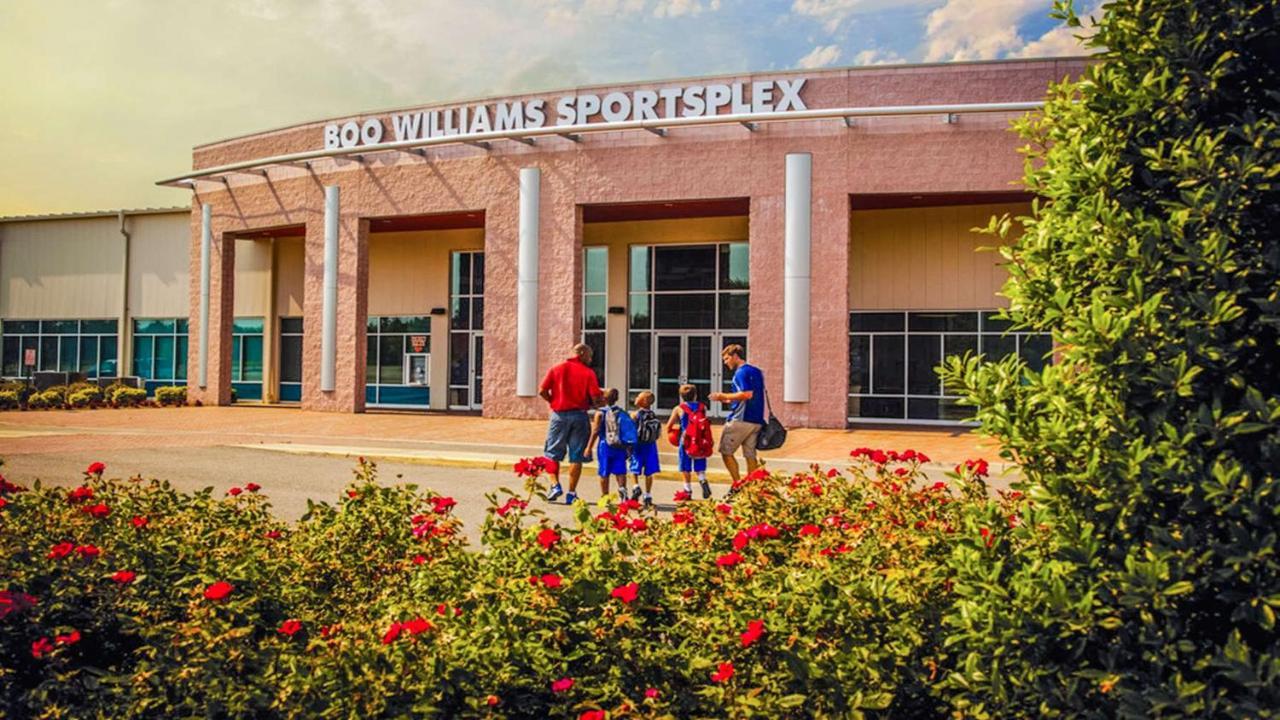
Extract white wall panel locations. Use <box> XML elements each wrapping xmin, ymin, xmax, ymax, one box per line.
<box><xmin>0</xmin><ymin>217</ymin><xmax>124</xmax><ymax>319</ymax></box>
<box><xmin>128</xmin><ymin>212</ymin><xmax>190</xmax><ymax>318</ymax></box>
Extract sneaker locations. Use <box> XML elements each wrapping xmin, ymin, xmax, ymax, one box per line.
<box><xmin>631</xmin><ymin>485</ymin><xmax>644</xmax><ymax>501</ymax></box>
<box><xmin>546</xmin><ymin>484</ymin><xmax>564</xmax><ymax>502</ymax></box>
<box><xmin>564</xmin><ymin>491</ymin><xmax>577</xmax><ymax>505</ymax></box>
<box><xmin>617</xmin><ymin>486</ymin><xmax>629</xmax><ymax>502</ymax></box>
<box><xmin>643</xmin><ymin>493</ymin><xmax>653</xmax><ymax>509</ymax></box>
<box><xmin>700</xmin><ymin>479</ymin><xmax>712</xmax><ymax>499</ymax></box>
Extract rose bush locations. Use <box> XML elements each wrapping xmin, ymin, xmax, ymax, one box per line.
<box><xmin>0</xmin><ymin>452</ymin><xmax>1003</xmax><ymax>718</ymax></box>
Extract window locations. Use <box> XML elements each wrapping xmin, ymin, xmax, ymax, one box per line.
<box><xmin>366</xmin><ymin>315</ymin><xmax>431</xmax><ymax>407</ymax></box>
<box><xmin>2</xmin><ymin>319</ymin><xmax>118</xmax><ymax>379</ymax></box>
<box><xmin>132</xmin><ymin>318</ymin><xmax>189</xmax><ymax>393</ymax></box>
<box><xmin>847</xmin><ymin>311</ymin><xmax>1052</xmax><ymax>423</ymax></box>
<box><xmin>582</xmin><ymin>246</ymin><xmax>607</xmax><ymax>385</ymax></box>
<box><xmin>449</xmin><ymin>251</ymin><xmax>484</xmax><ymax>409</ymax></box>
<box><xmin>279</xmin><ymin>317</ymin><xmax>303</xmax><ymax>402</ymax></box>
<box><xmin>230</xmin><ymin>318</ymin><xmax>264</xmax><ymax>401</ymax></box>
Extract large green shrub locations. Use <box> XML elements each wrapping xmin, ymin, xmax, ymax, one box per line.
<box><xmin>0</xmin><ymin>453</ymin><xmax>994</xmax><ymax>718</ymax></box>
<box><xmin>0</xmin><ymin>390</ymin><xmax>19</xmax><ymax>410</ymax></box>
<box><xmin>110</xmin><ymin>387</ymin><xmax>147</xmax><ymax>407</ymax></box>
<box><xmin>154</xmin><ymin>385</ymin><xmax>187</xmax><ymax>407</ymax></box>
<box><xmin>0</xmin><ymin>381</ymin><xmax>33</xmax><ymax>406</ymax></box>
<box><xmin>938</xmin><ymin>1</ymin><xmax>1280</xmax><ymax>717</ymax></box>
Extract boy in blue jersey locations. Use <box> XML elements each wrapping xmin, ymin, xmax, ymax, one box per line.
<box><xmin>665</xmin><ymin>384</ymin><xmax>712</xmax><ymax>500</ymax></box>
<box><xmin>708</xmin><ymin>344</ymin><xmax>765</xmax><ymax>487</ymax></box>
<box><xmin>628</xmin><ymin>390</ymin><xmax>660</xmax><ymax>508</ymax></box>
<box><xmin>583</xmin><ymin>388</ymin><xmax>631</xmax><ymax>501</ymax></box>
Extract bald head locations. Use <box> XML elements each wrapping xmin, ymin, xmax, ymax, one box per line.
<box><xmin>572</xmin><ymin>343</ymin><xmax>593</xmax><ymax>363</ymax></box>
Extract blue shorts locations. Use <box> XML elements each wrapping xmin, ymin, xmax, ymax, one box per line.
<box><xmin>597</xmin><ymin>440</ymin><xmax>629</xmax><ymax>478</ymax></box>
<box><xmin>678</xmin><ymin>447</ymin><xmax>708</xmax><ymax>473</ymax></box>
<box><xmin>629</xmin><ymin>442</ymin><xmax>660</xmax><ymax>476</ymax></box>
<box><xmin>544</xmin><ymin>410</ymin><xmax>590</xmax><ymax>464</ymax></box>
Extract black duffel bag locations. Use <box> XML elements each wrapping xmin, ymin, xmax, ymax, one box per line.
<box><xmin>754</xmin><ymin>385</ymin><xmax>788</xmax><ymax>451</ymax></box>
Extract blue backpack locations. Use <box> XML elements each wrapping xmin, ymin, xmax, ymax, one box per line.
<box><xmin>604</xmin><ymin>406</ymin><xmax>638</xmax><ymax>448</ymax></box>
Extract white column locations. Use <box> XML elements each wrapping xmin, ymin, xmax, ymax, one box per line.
<box><xmin>320</xmin><ymin>185</ymin><xmax>339</xmax><ymax>393</ymax></box>
<box><xmin>198</xmin><ymin>203</ymin><xmax>211</xmax><ymax>389</ymax></box>
<box><xmin>784</xmin><ymin>152</ymin><xmax>811</xmax><ymax>403</ymax></box>
<box><xmin>516</xmin><ymin>167</ymin><xmax>540</xmax><ymax>397</ymax></box>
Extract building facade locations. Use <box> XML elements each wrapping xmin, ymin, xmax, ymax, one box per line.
<box><xmin>1</xmin><ymin>58</ymin><xmax>1085</xmax><ymax>427</ymax></box>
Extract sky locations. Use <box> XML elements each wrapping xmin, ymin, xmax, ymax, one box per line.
<box><xmin>0</xmin><ymin>0</ymin><xmax>1098</xmax><ymax>216</ymax></box>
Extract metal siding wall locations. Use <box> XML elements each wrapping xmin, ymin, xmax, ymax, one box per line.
<box><xmin>128</xmin><ymin>212</ymin><xmax>190</xmax><ymax>318</ymax></box>
<box><xmin>848</xmin><ymin>202</ymin><xmax>1028</xmax><ymax>310</ymax></box>
<box><xmin>0</xmin><ymin>217</ymin><xmax>124</xmax><ymax>319</ymax></box>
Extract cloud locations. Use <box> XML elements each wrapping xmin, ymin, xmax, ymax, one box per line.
<box><xmin>851</xmin><ymin>48</ymin><xmax>904</xmax><ymax>65</ymax></box>
<box><xmin>791</xmin><ymin>0</ymin><xmax>936</xmax><ymax>33</ymax></box>
<box><xmin>1013</xmin><ymin>3</ymin><xmax>1104</xmax><ymax>57</ymax></box>
<box><xmin>652</xmin><ymin>0</ymin><xmax>721</xmax><ymax>18</ymax></box>
<box><xmin>921</xmin><ymin>0</ymin><xmax>1042</xmax><ymax>62</ymax></box>
<box><xmin>797</xmin><ymin>43</ymin><xmax>843</xmax><ymax>68</ymax></box>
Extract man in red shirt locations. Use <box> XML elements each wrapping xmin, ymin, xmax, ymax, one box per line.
<box><xmin>539</xmin><ymin>343</ymin><xmax>604</xmax><ymax>504</ymax></box>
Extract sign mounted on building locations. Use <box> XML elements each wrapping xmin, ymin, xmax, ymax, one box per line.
<box><xmin>323</xmin><ymin>78</ymin><xmax>809</xmax><ymax>150</ymax></box>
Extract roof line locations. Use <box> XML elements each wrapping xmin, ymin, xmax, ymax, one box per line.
<box><xmin>0</xmin><ymin>206</ymin><xmax>190</xmax><ymax>224</ymax></box>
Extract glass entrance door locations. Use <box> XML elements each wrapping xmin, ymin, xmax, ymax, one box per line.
<box><xmin>653</xmin><ymin>333</ymin><xmax>715</xmax><ymax>413</ymax></box>
<box><xmin>449</xmin><ymin>251</ymin><xmax>484</xmax><ymax>410</ymax></box>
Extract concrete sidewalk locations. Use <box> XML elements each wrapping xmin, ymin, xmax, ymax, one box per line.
<box><xmin>0</xmin><ymin>406</ymin><xmax>1008</xmax><ymax>480</ymax></box>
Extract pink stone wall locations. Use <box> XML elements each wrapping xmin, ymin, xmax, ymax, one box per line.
<box><xmin>181</xmin><ymin>59</ymin><xmax>1087</xmax><ymax>426</ymax></box>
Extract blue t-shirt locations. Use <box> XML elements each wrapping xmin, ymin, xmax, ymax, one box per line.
<box><xmin>729</xmin><ymin>364</ymin><xmax>765</xmax><ymax>424</ymax></box>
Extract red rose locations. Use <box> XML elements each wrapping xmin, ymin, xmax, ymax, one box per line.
<box><xmin>826</xmin><ymin>468</ymin><xmax>839</xmax><ymax>478</ymax></box>
<box><xmin>644</xmin><ymin>687</ymin><xmax>660</xmax><ymax>699</ymax></box>
<box><xmin>0</xmin><ymin>590</ymin><xmax>37</xmax><ymax>621</ymax></box>
<box><xmin>716</xmin><ymin>552</ymin><xmax>743</xmax><ymax>567</ymax></box>
<box><xmin>227</xmin><ymin>487</ymin><xmax>242</xmax><ymax>496</ymax></box>
<box><xmin>740</xmin><ymin>619</ymin><xmax>765</xmax><ymax>647</ymax></box>
<box><xmin>204</xmin><ymin>581</ymin><xmax>234</xmax><ymax>601</ymax></box>
<box><xmin>0</xmin><ymin>475</ymin><xmax>27</xmax><ymax>494</ymax></box>
<box><xmin>485</xmin><ymin>695</ymin><xmax>500</xmax><ymax>707</ymax></box>
<box><xmin>382</xmin><ymin>621</ymin><xmax>404</xmax><ymax>644</ymax></box>
<box><xmin>405</xmin><ymin>617</ymin><xmax>433</xmax><ymax>635</ymax></box>
<box><xmin>0</xmin><ymin>497</ymin><xmax>7</xmax><ymax>510</ymax></box>
<box><xmin>278</xmin><ymin>619</ymin><xmax>302</xmax><ymax>636</ymax></box>
<box><xmin>618</xmin><ymin>498</ymin><xmax>641</xmax><ymax>512</ymax></box>
<box><xmin>540</xmin><ymin>573</ymin><xmax>563</xmax><ymax>589</ymax></box>
<box><xmin>347</xmin><ymin>490</ymin><xmax>359</xmax><ymax>499</ymax></box>
<box><xmin>67</xmin><ymin>486</ymin><xmax>94</xmax><ymax>504</ymax></box>
<box><xmin>495</xmin><ymin>497</ymin><xmax>527</xmax><ymax>517</ymax></box>
<box><xmin>629</xmin><ymin>518</ymin><xmax>647</xmax><ymax>532</ymax></box>
<box><xmin>31</xmin><ymin>637</ymin><xmax>54</xmax><ymax>659</ymax></box>
<box><xmin>714</xmin><ymin>503</ymin><xmax>732</xmax><ymax>514</ymax></box>
<box><xmin>86</xmin><ymin>462</ymin><xmax>106</xmax><ymax>476</ymax></box>
<box><xmin>536</xmin><ymin>528</ymin><xmax>560</xmax><ymax>550</ymax></box>
<box><xmin>82</xmin><ymin>503</ymin><xmax>111</xmax><ymax>519</ymax></box>
<box><xmin>412</xmin><ymin>554</ymin><xmax>427</xmax><ymax>565</ymax></box>
<box><xmin>980</xmin><ymin>527</ymin><xmax>994</xmax><ymax>547</ymax></box>
<box><xmin>111</xmin><ymin>570</ymin><xmax>136</xmax><ymax>585</ymax></box>
<box><xmin>265</xmin><ymin>530</ymin><xmax>282</xmax><ymax>540</ymax></box>
<box><xmin>810</xmin><ymin>483</ymin><xmax>824</xmax><ymax>496</ymax></box>
<box><xmin>48</xmin><ymin>542</ymin><xmax>74</xmax><ymax>559</ymax></box>
<box><xmin>551</xmin><ymin>677</ymin><xmax>574</xmax><ymax>693</ymax></box>
<box><xmin>245</xmin><ymin>483</ymin><xmax>261</xmax><ymax>492</ymax></box>
<box><xmin>432</xmin><ymin>496</ymin><xmax>456</xmax><ymax>514</ymax></box>
<box><xmin>798</xmin><ymin>524</ymin><xmax>821</xmax><ymax>537</ymax></box>
<box><xmin>732</xmin><ymin>531</ymin><xmax>750</xmax><ymax>551</ymax></box>
<box><xmin>75</xmin><ymin>545</ymin><xmax>100</xmax><ymax>558</ymax></box>
<box><xmin>673</xmin><ymin>489</ymin><xmax>692</xmax><ymax>502</ymax></box>
<box><xmin>55</xmin><ymin>629</ymin><xmax>81</xmax><ymax>646</ymax></box>
<box><xmin>610</xmin><ymin>582</ymin><xmax>639</xmax><ymax>604</ymax></box>
<box><xmin>672</xmin><ymin>509</ymin><xmax>695</xmax><ymax>525</ymax></box>
<box><xmin>580</xmin><ymin>711</ymin><xmax>606</xmax><ymax>720</ymax></box>
<box><xmin>131</xmin><ymin>515</ymin><xmax>149</xmax><ymax>529</ymax></box>
<box><xmin>710</xmin><ymin>661</ymin><xmax>735</xmax><ymax>683</ymax></box>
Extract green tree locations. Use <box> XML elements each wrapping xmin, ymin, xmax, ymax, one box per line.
<box><xmin>938</xmin><ymin>1</ymin><xmax>1280</xmax><ymax>717</ymax></box>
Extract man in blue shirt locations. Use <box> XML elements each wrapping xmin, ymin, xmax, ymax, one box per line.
<box><xmin>708</xmin><ymin>343</ymin><xmax>765</xmax><ymax>485</ymax></box>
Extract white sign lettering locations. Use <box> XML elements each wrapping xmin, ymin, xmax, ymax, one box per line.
<box><xmin>323</xmin><ymin>78</ymin><xmax>808</xmax><ymax>149</ymax></box>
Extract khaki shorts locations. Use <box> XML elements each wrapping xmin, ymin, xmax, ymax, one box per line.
<box><xmin>718</xmin><ymin>420</ymin><xmax>762</xmax><ymax>460</ymax></box>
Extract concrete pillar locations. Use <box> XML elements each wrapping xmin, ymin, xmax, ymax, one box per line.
<box><xmin>301</xmin><ymin>194</ymin><xmax>368</xmax><ymax>413</ymax></box>
<box><xmin>187</xmin><ymin>202</ymin><xmax>234</xmax><ymax>406</ymax></box>
<box><xmin>784</xmin><ymin>153</ymin><xmax>812</xmax><ymax>403</ymax></box>
<box><xmin>516</xmin><ymin>167</ymin><xmax>540</xmax><ymax>397</ymax></box>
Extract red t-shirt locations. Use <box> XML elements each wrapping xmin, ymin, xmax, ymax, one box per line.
<box><xmin>540</xmin><ymin>357</ymin><xmax>602</xmax><ymax>412</ymax></box>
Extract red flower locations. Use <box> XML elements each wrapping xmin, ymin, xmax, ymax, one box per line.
<box><xmin>536</xmin><ymin>528</ymin><xmax>560</xmax><ymax>550</ymax></box>
<box><xmin>412</xmin><ymin>554</ymin><xmax>427</xmax><ymax>565</ymax></box>
<box><xmin>321</xmin><ymin>623</ymin><xmax>341</xmax><ymax>639</ymax></box>
<box><xmin>86</xmin><ymin>462</ymin><xmax>106</xmax><ymax>476</ymax></box>
<box><xmin>82</xmin><ymin>503</ymin><xmax>110</xmax><ymax>518</ymax></box>
<box><xmin>710</xmin><ymin>662</ymin><xmax>735</xmax><ymax>683</ymax></box>
<box><xmin>495</xmin><ymin>497</ymin><xmax>528</xmax><ymax>517</ymax></box>
<box><xmin>958</xmin><ymin>458</ymin><xmax>990</xmax><ymax>477</ymax></box>
<box><xmin>0</xmin><ymin>497</ymin><xmax>7</xmax><ymax>510</ymax></box>
<box><xmin>644</xmin><ymin>687</ymin><xmax>660</xmax><ymax>699</ymax></box>
<box><xmin>798</xmin><ymin>524</ymin><xmax>821</xmax><ymax>537</ymax></box>
<box><xmin>265</xmin><ymin>530</ymin><xmax>282</xmax><ymax>540</ymax></box>
<box><xmin>610</xmin><ymin>582</ymin><xmax>639</xmax><ymax>604</ymax></box>
<box><xmin>130</xmin><ymin>515</ymin><xmax>149</xmax><ymax>528</ymax></box>
<box><xmin>580</xmin><ymin>711</ymin><xmax>606</xmax><ymax>720</ymax></box>
<box><xmin>347</xmin><ymin>490</ymin><xmax>359</xmax><ymax>499</ymax></box>
<box><xmin>551</xmin><ymin>677</ymin><xmax>574</xmax><ymax>693</ymax></box>
<box><xmin>67</xmin><ymin>486</ymin><xmax>94</xmax><ymax>504</ymax></box>
<box><xmin>75</xmin><ymin>544</ymin><xmax>100</xmax><ymax>558</ymax></box>
<box><xmin>48</xmin><ymin>542</ymin><xmax>74</xmax><ymax>559</ymax></box>
<box><xmin>204</xmin><ymin>581</ymin><xmax>234</xmax><ymax>601</ymax></box>
<box><xmin>540</xmin><ymin>573</ymin><xmax>563</xmax><ymax>589</ymax></box>
<box><xmin>673</xmin><ymin>489</ymin><xmax>692</xmax><ymax>502</ymax></box>
<box><xmin>514</xmin><ymin>456</ymin><xmax>550</xmax><ymax>477</ymax></box>
<box><xmin>485</xmin><ymin>694</ymin><xmax>500</xmax><ymax>707</ymax></box>
<box><xmin>0</xmin><ymin>590</ymin><xmax>38</xmax><ymax>620</ymax></box>
<box><xmin>245</xmin><ymin>482</ymin><xmax>261</xmax><ymax>492</ymax></box>
<box><xmin>227</xmin><ymin>487</ymin><xmax>242</xmax><ymax>496</ymax></box>
<box><xmin>672</xmin><ymin>509</ymin><xmax>695</xmax><ymax>525</ymax></box>
<box><xmin>382</xmin><ymin>621</ymin><xmax>404</xmax><ymax>644</ymax></box>
<box><xmin>714</xmin><ymin>503</ymin><xmax>733</xmax><ymax>514</ymax></box>
<box><xmin>740</xmin><ymin>619</ymin><xmax>765</xmax><ymax>647</ymax></box>
<box><xmin>55</xmin><ymin>629</ymin><xmax>81</xmax><ymax>646</ymax></box>
<box><xmin>1007</xmin><ymin>513</ymin><xmax>1021</xmax><ymax>529</ymax></box>
<box><xmin>278</xmin><ymin>619</ymin><xmax>302</xmax><ymax>636</ymax></box>
<box><xmin>628</xmin><ymin>518</ymin><xmax>647</xmax><ymax>532</ymax></box>
<box><xmin>732</xmin><ymin>531</ymin><xmax>751</xmax><ymax>551</ymax></box>
<box><xmin>0</xmin><ymin>475</ymin><xmax>27</xmax><ymax>494</ymax></box>
<box><xmin>432</xmin><ymin>496</ymin><xmax>456</xmax><ymax>514</ymax></box>
<box><xmin>618</xmin><ymin>498</ymin><xmax>641</xmax><ymax>512</ymax></box>
<box><xmin>31</xmin><ymin>637</ymin><xmax>54</xmax><ymax>659</ymax></box>
<box><xmin>716</xmin><ymin>552</ymin><xmax>743</xmax><ymax>567</ymax></box>
<box><xmin>980</xmin><ymin>527</ymin><xmax>994</xmax><ymax>547</ymax></box>
<box><xmin>111</xmin><ymin>570</ymin><xmax>136</xmax><ymax>585</ymax></box>
<box><xmin>405</xmin><ymin>617</ymin><xmax>433</xmax><ymax>635</ymax></box>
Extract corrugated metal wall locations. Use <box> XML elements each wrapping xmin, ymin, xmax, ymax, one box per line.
<box><xmin>0</xmin><ymin>216</ymin><xmax>125</xmax><ymax>319</ymax></box>
<box><xmin>128</xmin><ymin>213</ymin><xmax>190</xmax><ymax>318</ymax></box>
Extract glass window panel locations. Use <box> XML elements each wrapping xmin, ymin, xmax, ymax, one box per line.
<box><xmin>2</xmin><ymin>337</ymin><xmax>18</xmax><ymax>376</ymax></box>
<box><xmin>83</xmin><ymin>319</ymin><xmax>117</xmax><ymax>334</ymax></box>
<box><xmin>854</xmin><ymin>396</ymin><xmax>905</xmax><ymax>419</ymax></box>
<box><xmin>473</xmin><ymin>336</ymin><xmax>483</xmax><ymax>379</ymax></box>
<box><xmin>58</xmin><ymin>336</ymin><xmax>77</xmax><ymax>371</ymax></box>
<box><xmin>718</xmin><ymin>243</ymin><xmax>750</xmax><ymax>290</ymax></box>
<box><xmin>233</xmin><ymin>317</ymin><xmax>264</xmax><ymax>334</ymax></box>
<box><xmin>43</xmin><ymin>320</ymin><xmax>78</xmax><ymax>334</ymax></box>
<box><xmin>938</xmin><ymin>398</ymin><xmax>973</xmax><ymax>422</ymax></box>
<box><xmin>850</xmin><ymin>312</ymin><xmax>905</xmax><ymax>333</ymax></box>
<box><xmin>368</xmin><ymin>316</ymin><xmax>380</xmax><ymax>332</ymax></box>
<box><xmin>870</xmin><ymin>335</ymin><xmax>905</xmax><ymax>395</ymax></box>
<box><xmin>449</xmin><ymin>333</ymin><xmax>470</xmax><ymax>386</ymax></box>
<box><xmin>1020</xmin><ymin>333</ymin><xmax>1053</xmax><ymax>372</ymax></box>
<box><xmin>132</xmin><ymin>336</ymin><xmax>154</xmax><ymax>378</ymax></box>
<box><xmin>629</xmin><ymin>246</ymin><xmax>650</xmax><ymax>292</ymax></box>
<box><xmin>176</xmin><ymin>336</ymin><xmax>188</xmax><ymax>380</ymax></box>
<box><xmin>472</xmin><ymin>253</ymin><xmax>485</xmax><ymax>295</ymax></box>
<box><xmin>154</xmin><ymin>336</ymin><xmax>175</xmax><ymax>381</ymax></box>
<box><xmin>629</xmin><ymin>293</ymin><xmax>650</xmax><ymax>329</ymax></box>
<box><xmin>981</xmin><ymin>334</ymin><xmax>1017</xmax><ymax>361</ymax></box>
<box><xmin>452</xmin><ymin>253</ymin><xmax>471</xmax><ymax>296</ymax></box>
<box><xmin>448</xmin><ymin>388</ymin><xmax>469</xmax><ymax>407</ymax></box>
<box><xmin>981</xmin><ymin>312</ymin><xmax>1013</xmax><ymax>332</ymax></box>
<box><xmin>366</xmin><ymin>336</ymin><xmax>378</xmax><ymax>384</ymax></box>
<box><xmin>40</xmin><ymin>336</ymin><xmax>59</xmax><ymax>370</ymax></box>
<box><xmin>79</xmin><ymin>337</ymin><xmax>99</xmax><ymax>376</ymax></box>
<box><xmin>943</xmin><ymin>334</ymin><xmax>979</xmax><ymax>362</ymax></box>
<box><xmin>279</xmin><ymin>317</ymin><xmax>304</xmax><ymax>334</ymax></box>
<box><xmin>472</xmin><ymin>298</ymin><xmax>484</xmax><ymax>331</ymax></box>
<box><xmin>653</xmin><ymin>293</ymin><xmax>715</xmax><ymax>329</ymax></box>
<box><xmin>98</xmin><ymin>336</ymin><xmax>117</xmax><ymax>376</ymax></box>
<box><xmin>584</xmin><ymin>296</ymin><xmax>606</xmax><ymax>330</ymax></box>
<box><xmin>451</xmin><ymin>298</ymin><xmax>470</xmax><ymax>330</ymax></box>
<box><xmin>241</xmin><ymin>336</ymin><xmax>263</xmax><ymax>381</ymax></box>
<box><xmin>653</xmin><ymin>246</ymin><xmax>717</xmax><ymax>291</ymax></box>
<box><xmin>133</xmin><ymin>319</ymin><xmax>175</xmax><ymax>334</ymax></box>
<box><xmin>628</xmin><ymin>333</ymin><xmax>651</xmax><ymax>391</ymax></box>
<box><xmin>908</xmin><ymin>312</ymin><xmax>978</xmax><ymax>333</ymax></box>
<box><xmin>848</xmin><ymin>335</ymin><xmax>870</xmax><ymax>393</ymax></box>
<box><xmin>3</xmin><ymin>320</ymin><xmax>38</xmax><ymax>334</ymax></box>
<box><xmin>907</xmin><ymin>334</ymin><xmax>942</xmax><ymax>396</ymax></box>
<box><xmin>378</xmin><ymin>335</ymin><xmax>403</xmax><ymax>384</ymax></box>
<box><xmin>231</xmin><ymin>337</ymin><xmax>243</xmax><ymax>380</ymax></box>
<box><xmin>176</xmin><ymin>318</ymin><xmax>189</xmax><ymax>334</ymax></box>
<box><xmin>584</xmin><ymin>247</ymin><xmax>608</xmax><ymax>293</ymax></box>
<box><xmin>281</xmin><ymin>335</ymin><xmax>303</xmax><ymax>384</ymax></box>
<box><xmin>718</xmin><ymin>293</ymin><xmax>749</xmax><ymax>329</ymax></box>
<box><xmin>583</xmin><ymin>331</ymin><xmax>605</xmax><ymax>386</ymax></box>
<box><xmin>721</xmin><ymin>335</ymin><xmax>747</xmax><ymax>394</ymax></box>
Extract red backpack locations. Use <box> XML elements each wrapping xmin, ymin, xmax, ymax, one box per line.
<box><xmin>680</xmin><ymin>402</ymin><xmax>715</xmax><ymax>459</ymax></box>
